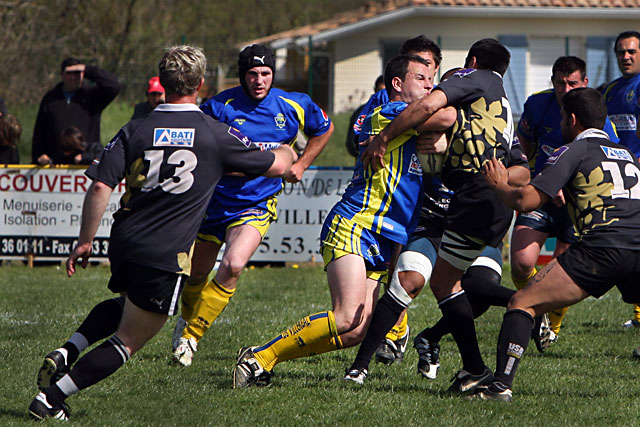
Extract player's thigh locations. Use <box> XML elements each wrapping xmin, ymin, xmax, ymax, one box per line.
<box><xmin>510</xmin><ymin>225</ymin><xmax>548</xmax><ymax>275</ymax></box>
<box><xmin>509</xmin><ymin>259</ymin><xmax>589</xmax><ymax>316</ymax></box>
<box><xmin>220</xmin><ymin>224</ymin><xmax>263</xmax><ymax>267</ymax></box>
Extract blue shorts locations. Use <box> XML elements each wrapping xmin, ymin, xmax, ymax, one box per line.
<box><xmin>197</xmin><ymin>195</ymin><xmax>277</xmax><ymax>245</ymax></box>
<box><xmin>320</xmin><ymin>210</ymin><xmax>395</xmax><ymax>282</ymax></box>
<box><xmin>514</xmin><ymin>200</ymin><xmax>577</xmax><ymax>244</ymax></box>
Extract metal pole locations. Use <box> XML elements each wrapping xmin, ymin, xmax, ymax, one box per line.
<box><xmin>308</xmin><ymin>35</ymin><xmax>314</xmax><ymax>97</ymax></box>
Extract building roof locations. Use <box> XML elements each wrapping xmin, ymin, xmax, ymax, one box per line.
<box><xmin>246</xmin><ymin>0</ymin><xmax>640</xmax><ymax>49</ymax></box>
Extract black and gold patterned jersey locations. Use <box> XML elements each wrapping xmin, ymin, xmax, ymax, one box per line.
<box><xmin>532</xmin><ymin>129</ymin><xmax>640</xmax><ymax>249</ymax></box>
<box><xmin>435</xmin><ymin>68</ymin><xmax>514</xmax><ymax>191</ymax></box>
<box><xmin>86</xmin><ymin>104</ymin><xmax>275</xmax><ymax>274</ymax></box>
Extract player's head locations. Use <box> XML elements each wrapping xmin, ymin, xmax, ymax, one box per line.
<box><xmin>238</xmin><ymin>44</ymin><xmax>276</xmax><ymax>101</ymax></box>
<box><xmin>551</xmin><ymin>56</ymin><xmax>588</xmax><ymax>104</ymax></box>
<box><xmin>400</xmin><ymin>35</ymin><xmax>441</xmax><ymax>84</ymax></box>
<box><xmin>158</xmin><ymin>45</ymin><xmax>207</xmax><ymax>98</ymax></box>
<box><xmin>384</xmin><ymin>55</ymin><xmax>432</xmax><ymax>104</ymax></box>
<box><xmin>560</xmin><ymin>87</ymin><xmax>607</xmax><ymax>142</ymax></box>
<box><xmin>465</xmin><ymin>38</ymin><xmax>510</xmax><ymax>76</ymax></box>
<box><xmin>374</xmin><ymin>75</ymin><xmax>385</xmax><ymax>92</ymax></box>
<box><xmin>441</xmin><ymin>67</ymin><xmax>463</xmax><ymax>81</ymax></box>
<box><xmin>614</xmin><ymin>31</ymin><xmax>640</xmax><ymax>78</ymax></box>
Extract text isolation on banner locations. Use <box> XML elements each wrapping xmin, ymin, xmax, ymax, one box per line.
<box><xmin>0</xmin><ymin>166</ymin><xmax>353</xmax><ymax>262</ymax></box>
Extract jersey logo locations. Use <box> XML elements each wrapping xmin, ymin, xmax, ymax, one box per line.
<box><xmin>601</xmin><ymin>145</ymin><xmax>634</xmax><ymax>162</ymax></box>
<box><xmin>541</xmin><ymin>144</ymin><xmax>556</xmax><ymax>157</ymax></box>
<box><xmin>545</xmin><ymin>145</ymin><xmax>569</xmax><ymax>165</ymax></box>
<box><xmin>104</xmin><ymin>131</ymin><xmax>122</xmax><ymax>151</ymax></box>
<box><xmin>626</xmin><ymin>89</ymin><xmax>635</xmax><ymax>103</ymax></box>
<box><xmin>274</xmin><ymin>113</ymin><xmax>286</xmax><ymax>129</ymax></box>
<box><xmin>228</xmin><ymin>126</ymin><xmax>252</xmax><ymax>147</ymax></box>
<box><xmin>153</xmin><ymin>128</ymin><xmax>195</xmax><ymax>147</ymax></box>
<box><xmin>254</xmin><ymin>142</ymin><xmax>281</xmax><ymax>151</ymax></box>
<box><xmin>408</xmin><ymin>153</ymin><xmax>423</xmax><ymax>176</ymax></box>
<box><xmin>609</xmin><ymin>113</ymin><xmax>637</xmax><ymax>131</ymax></box>
<box><xmin>233</xmin><ymin>118</ymin><xmax>246</xmax><ymax>126</ymax></box>
<box><xmin>452</xmin><ymin>68</ymin><xmax>476</xmax><ymax>78</ymax></box>
<box><xmin>321</xmin><ymin>109</ymin><xmax>329</xmax><ymax>127</ymax></box>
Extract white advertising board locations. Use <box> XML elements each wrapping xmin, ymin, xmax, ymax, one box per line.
<box><xmin>0</xmin><ymin>166</ymin><xmax>352</xmax><ymax>262</ymax></box>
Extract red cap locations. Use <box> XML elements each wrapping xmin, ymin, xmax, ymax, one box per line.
<box><xmin>147</xmin><ymin>76</ymin><xmax>165</xmax><ymax>94</ymax></box>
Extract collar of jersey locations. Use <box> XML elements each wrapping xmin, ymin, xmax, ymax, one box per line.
<box><xmin>574</xmin><ymin>128</ymin><xmax>610</xmax><ymax>142</ymax></box>
<box><xmin>155</xmin><ymin>103</ymin><xmax>201</xmax><ymax>112</ymax></box>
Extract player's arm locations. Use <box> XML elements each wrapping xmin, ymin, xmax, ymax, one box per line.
<box><xmin>414</xmin><ymin>106</ymin><xmax>456</xmax><ymax>154</ymax></box>
<box><xmin>516</xmin><ymin>130</ymin><xmax>536</xmax><ymax>159</ymax></box>
<box><xmin>506</xmin><ymin>165</ymin><xmax>530</xmax><ymax>187</ymax></box>
<box><xmin>483</xmin><ymin>158</ymin><xmax>549</xmax><ymax>212</ymax></box>
<box><xmin>362</xmin><ymin>90</ymin><xmax>449</xmax><ymax>169</ymax></box>
<box><xmin>284</xmin><ymin>121</ymin><xmax>334</xmax><ymax>183</ymax></box>
<box><xmin>66</xmin><ymin>180</ymin><xmax>113</xmax><ymax>277</ymax></box>
<box><xmin>262</xmin><ymin>144</ymin><xmax>298</xmax><ymax>178</ymax></box>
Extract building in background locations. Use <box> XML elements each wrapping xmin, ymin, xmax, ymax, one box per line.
<box><xmin>242</xmin><ymin>0</ymin><xmax>640</xmax><ymax>115</ymax></box>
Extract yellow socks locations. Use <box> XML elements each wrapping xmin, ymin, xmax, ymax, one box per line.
<box><xmin>254</xmin><ymin>311</ymin><xmax>341</xmax><ymax>372</ymax></box>
<box><xmin>183</xmin><ymin>279</ymin><xmax>235</xmax><ymax>342</ymax></box>
<box><xmin>549</xmin><ymin>306</ymin><xmax>569</xmax><ymax>334</ymax></box>
<box><xmin>634</xmin><ymin>304</ymin><xmax>640</xmax><ymax>322</ymax></box>
<box><xmin>180</xmin><ymin>278</ymin><xmax>209</xmax><ymax>321</ymax></box>
<box><xmin>512</xmin><ymin>267</ymin><xmax>537</xmax><ymax>290</ymax></box>
<box><xmin>386</xmin><ymin>311</ymin><xmax>408</xmax><ymax>341</ymax></box>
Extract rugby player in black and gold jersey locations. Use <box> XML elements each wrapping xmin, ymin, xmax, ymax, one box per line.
<box><xmin>478</xmin><ymin>87</ymin><xmax>640</xmax><ymax>401</ymax></box>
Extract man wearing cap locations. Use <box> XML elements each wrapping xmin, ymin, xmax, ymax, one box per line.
<box><xmin>131</xmin><ymin>76</ymin><xmax>166</xmax><ymax>120</ymax></box>
<box><xmin>32</xmin><ymin>57</ymin><xmax>121</xmax><ymax>165</ymax></box>
<box><xmin>171</xmin><ymin>44</ymin><xmax>334</xmax><ymax>367</ymax></box>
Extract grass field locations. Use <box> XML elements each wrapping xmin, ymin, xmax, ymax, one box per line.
<box><xmin>1</xmin><ymin>263</ymin><xmax>639</xmax><ymax>425</ymax></box>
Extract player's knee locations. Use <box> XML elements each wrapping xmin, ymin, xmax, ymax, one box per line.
<box><xmin>510</xmin><ymin>256</ymin><xmax>535</xmax><ymax>279</ymax></box>
<box><xmin>219</xmin><ymin>255</ymin><xmax>247</xmax><ymax>279</ymax></box>
<box><xmin>398</xmin><ymin>271</ymin><xmax>426</xmax><ymax>298</ymax></box>
<box><xmin>333</xmin><ymin>307</ymin><xmax>365</xmax><ymax>335</ymax></box>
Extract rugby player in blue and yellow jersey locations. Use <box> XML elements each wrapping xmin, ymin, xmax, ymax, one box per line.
<box><xmin>233</xmin><ymin>54</ymin><xmax>453</xmax><ymax>388</ymax></box>
<box><xmin>512</xmin><ymin>56</ymin><xmax>618</xmax><ymax>349</ymax></box>
<box><xmin>171</xmin><ymin>44</ymin><xmax>333</xmax><ymax>366</ymax></box>
<box><xmin>602</xmin><ymin>31</ymin><xmax>640</xmax><ymax>329</ymax></box>
<box><xmin>351</xmin><ymin>35</ymin><xmax>442</xmax><ymax>365</ymax></box>
<box><xmin>361</xmin><ymin>39</ymin><xmax>517</xmax><ymax>395</ymax></box>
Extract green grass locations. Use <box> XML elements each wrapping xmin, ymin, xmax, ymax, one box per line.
<box><xmin>10</xmin><ymin>102</ymin><xmax>354</xmax><ymax>167</ymax></box>
<box><xmin>1</xmin><ymin>263</ymin><xmax>639</xmax><ymax>425</ymax></box>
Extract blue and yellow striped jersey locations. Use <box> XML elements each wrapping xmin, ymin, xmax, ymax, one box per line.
<box><xmin>332</xmin><ymin>101</ymin><xmax>423</xmax><ymax>245</ymax></box>
<box><xmin>602</xmin><ymin>74</ymin><xmax>640</xmax><ymax>157</ymax></box>
<box><xmin>200</xmin><ymin>86</ymin><xmax>331</xmax><ymax>216</ymax></box>
<box><xmin>519</xmin><ymin>89</ymin><xmax>619</xmax><ymax>176</ymax></box>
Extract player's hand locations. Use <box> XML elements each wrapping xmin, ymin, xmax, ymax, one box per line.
<box><xmin>552</xmin><ymin>189</ymin><xmax>566</xmax><ymax>207</ymax></box>
<box><xmin>283</xmin><ymin>162</ymin><xmax>305</xmax><ymax>183</ymax></box>
<box><xmin>360</xmin><ymin>135</ymin><xmax>386</xmax><ymax>170</ymax></box>
<box><xmin>64</xmin><ymin>63</ymin><xmax>86</xmax><ymax>73</ymax></box>
<box><xmin>66</xmin><ymin>242</ymin><xmax>93</xmax><ymax>277</ymax></box>
<box><xmin>482</xmin><ymin>158</ymin><xmax>508</xmax><ymax>188</ymax></box>
<box><xmin>417</xmin><ymin>132</ymin><xmax>447</xmax><ymax>154</ymax></box>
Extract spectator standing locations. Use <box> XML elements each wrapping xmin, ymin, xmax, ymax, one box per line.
<box><xmin>131</xmin><ymin>76</ymin><xmax>165</xmax><ymax>120</ymax></box>
<box><xmin>32</xmin><ymin>57</ymin><xmax>120</xmax><ymax>165</ymax></box>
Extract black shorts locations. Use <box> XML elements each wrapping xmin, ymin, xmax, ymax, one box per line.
<box><xmin>445</xmin><ymin>174</ymin><xmax>513</xmax><ymax>248</ymax></box>
<box><xmin>514</xmin><ymin>200</ymin><xmax>577</xmax><ymax>244</ymax></box>
<box><xmin>557</xmin><ymin>241</ymin><xmax>640</xmax><ymax>303</ymax></box>
<box><xmin>108</xmin><ymin>259</ymin><xmax>185</xmax><ymax>315</ymax></box>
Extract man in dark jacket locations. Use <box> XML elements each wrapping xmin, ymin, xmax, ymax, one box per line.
<box><xmin>31</xmin><ymin>57</ymin><xmax>120</xmax><ymax>164</ymax></box>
